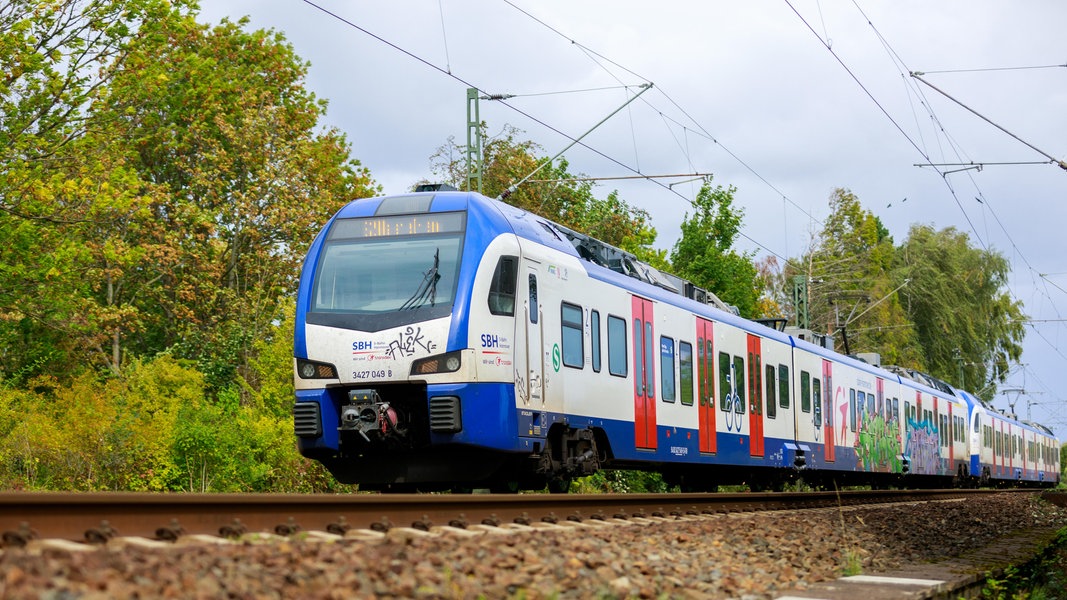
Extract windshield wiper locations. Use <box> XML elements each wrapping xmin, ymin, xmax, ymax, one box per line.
<box><xmin>399</xmin><ymin>248</ymin><xmax>441</xmax><ymax>310</ymax></box>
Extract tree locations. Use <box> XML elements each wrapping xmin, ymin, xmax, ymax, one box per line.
<box><xmin>895</xmin><ymin>224</ymin><xmax>1025</xmax><ymax>398</ymax></box>
<box><xmin>670</xmin><ymin>180</ymin><xmax>760</xmax><ymax>318</ymax></box>
<box><xmin>0</xmin><ymin>0</ymin><xmax>182</xmax><ymax>219</ymax></box>
<box><xmin>86</xmin><ymin>14</ymin><xmax>378</xmax><ymax>379</ymax></box>
<box><xmin>791</xmin><ymin>188</ymin><xmax>920</xmax><ymax>365</ymax></box>
<box><xmin>0</xmin><ymin>7</ymin><xmax>378</xmax><ymax>381</ymax></box>
<box><xmin>428</xmin><ymin>125</ymin><xmax>662</xmax><ymax>262</ymax></box>
<box><xmin>0</xmin><ymin>0</ymin><xmax>188</xmax><ymax>381</ymax></box>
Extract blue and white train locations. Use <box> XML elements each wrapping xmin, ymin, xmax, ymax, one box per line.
<box><xmin>292</xmin><ymin>189</ymin><xmax>1060</xmax><ymax>492</ymax></box>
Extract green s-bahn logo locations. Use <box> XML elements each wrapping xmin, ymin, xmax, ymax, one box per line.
<box><xmin>552</xmin><ymin>344</ymin><xmax>561</xmax><ymax>372</ymax></box>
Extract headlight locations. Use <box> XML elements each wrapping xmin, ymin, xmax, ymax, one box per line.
<box><xmin>296</xmin><ymin>358</ymin><xmax>338</xmax><ymax>379</ymax></box>
<box><xmin>411</xmin><ymin>351</ymin><xmax>462</xmax><ymax>375</ymax></box>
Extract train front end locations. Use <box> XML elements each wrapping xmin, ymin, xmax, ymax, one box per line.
<box><xmin>292</xmin><ymin>190</ymin><xmax>519</xmax><ymax>490</ymax></box>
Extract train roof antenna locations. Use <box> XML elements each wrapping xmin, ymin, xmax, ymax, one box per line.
<box><xmin>498</xmin><ymin>83</ymin><xmax>653</xmax><ymax>201</ymax></box>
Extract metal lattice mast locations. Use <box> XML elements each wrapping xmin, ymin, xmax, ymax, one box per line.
<box><xmin>466</xmin><ymin>88</ymin><xmax>483</xmax><ymax>193</ymax></box>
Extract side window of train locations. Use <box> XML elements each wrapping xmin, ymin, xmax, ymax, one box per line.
<box><xmin>590</xmin><ymin>310</ymin><xmax>601</xmax><ymax>373</ymax></box>
<box><xmin>660</xmin><ymin>336</ymin><xmax>676</xmax><ymax>402</ymax></box>
<box><xmin>777</xmin><ymin>365</ymin><xmax>789</xmax><ymax>409</ymax></box>
<box><xmin>718</xmin><ymin>352</ymin><xmax>731</xmax><ymax>411</ymax></box>
<box><xmin>733</xmin><ymin>355</ymin><xmax>746</xmax><ymax>413</ymax></box>
<box><xmin>849</xmin><ymin>389</ymin><xmax>857</xmax><ymax>432</ymax></box>
<box><xmin>528</xmin><ymin>274</ymin><xmax>538</xmax><ymax>324</ymax></box>
<box><xmin>764</xmin><ymin>364</ymin><xmax>776</xmax><ymax>419</ymax></box>
<box><xmin>800</xmin><ymin>370</ymin><xmax>811</xmax><ymax>413</ymax></box>
<box><xmin>679</xmin><ymin>341</ymin><xmax>694</xmax><ymax>406</ymax></box>
<box><xmin>607</xmin><ymin>315</ymin><xmax>627</xmax><ymax>377</ymax></box>
<box><xmin>812</xmin><ymin>378</ymin><xmax>821</xmax><ymax>422</ymax></box>
<box><xmin>488</xmin><ymin>256</ymin><xmax>517</xmax><ymax>316</ymax></box>
<box><xmin>560</xmin><ymin>302</ymin><xmax>583</xmax><ymax>369</ymax></box>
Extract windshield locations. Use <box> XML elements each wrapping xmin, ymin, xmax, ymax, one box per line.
<box><xmin>310</xmin><ymin>213</ymin><xmax>465</xmax><ymax>327</ymax></box>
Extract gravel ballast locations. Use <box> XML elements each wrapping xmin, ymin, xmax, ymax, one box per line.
<box><xmin>1</xmin><ymin>493</ymin><xmax>1065</xmax><ymax>599</ymax></box>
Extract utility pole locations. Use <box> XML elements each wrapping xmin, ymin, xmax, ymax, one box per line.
<box><xmin>792</xmin><ymin>276</ymin><xmax>809</xmax><ymax>330</ymax></box>
<box><xmin>954</xmin><ymin>348</ymin><xmax>964</xmax><ymax>390</ymax></box>
<box><xmin>465</xmin><ymin>88</ymin><xmax>483</xmax><ymax>193</ymax></box>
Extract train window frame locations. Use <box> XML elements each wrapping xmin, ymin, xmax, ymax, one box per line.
<box><xmin>645</xmin><ymin>321</ymin><xmax>655</xmax><ymax>400</ymax></box>
<box><xmin>487</xmin><ymin>256</ymin><xmax>518</xmax><ymax>316</ymax></box>
<box><xmin>849</xmin><ymin>389</ymin><xmax>857</xmax><ymax>433</ymax></box>
<box><xmin>590</xmin><ymin>310</ymin><xmax>602</xmax><ymax>373</ymax></box>
<box><xmin>660</xmin><ymin>336</ymin><xmax>676</xmax><ymax>403</ymax></box>
<box><xmin>607</xmin><ymin>315</ymin><xmax>627</xmax><ymax>378</ymax></box>
<box><xmin>719</xmin><ymin>352</ymin><xmax>732</xmax><ymax>412</ymax></box>
<box><xmin>765</xmin><ymin>364</ymin><xmax>776</xmax><ymax>419</ymax></box>
<box><xmin>800</xmin><ymin>370</ymin><xmax>811</xmax><ymax>413</ymax></box>
<box><xmin>751</xmin><ymin>353</ymin><xmax>762</xmax><ymax>417</ymax></box>
<box><xmin>733</xmin><ymin>355</ymin><xmax>746</xmax><ymax>414</ymax></box>
<box><xmin>679</xmin><ymin>341</ymin><xmax>694</xmax><ymax>406</ymax></box>
<box><xmin>560</xmin><ymin>302</ymin><xmax>584</xmax><ymax>369</ymax></box>
<box><xmin>812</xmin><ymin>377</ymin><xmax>822</xmax><ymax>423</ymax></box>
<box><xmin>778</xmin><ymin>364</ymin><xmax>789</xmax><ymax>409</ymax></box>
<box><xmin>528</xmin><ymin>274</ymin><xmax>538</xmax><ymax>324</ymax></box>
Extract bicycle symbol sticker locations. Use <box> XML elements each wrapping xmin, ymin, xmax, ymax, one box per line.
<box><xmin>721</xmin><ymin>362</ymin><xmax>744</xmax><ymax>432</ymax></box>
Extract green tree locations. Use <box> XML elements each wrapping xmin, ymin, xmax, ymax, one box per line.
<box><xmin>895</xmin><ymin>224</ymin><xmax>1025</xmax><ymax>397</ymax></box>
<box><xmin>0</xmin><ymin>7</ymin><xmax>378</xmax><ymax>382</ymax></box>
<box><xmin>428</xmin><ymin>125</ymin><xmax>662</xmax><ymax>262</ymax></box>
<box><xmin>670</xmin><ymin>180</ymin><xmax>760</xmax><ymax>317</ymax></box>
<box><xmin>791</xmin><ymin>188</ymin><xmax>920</xmax><ymax>365</ymax></box>
<box><xmin>86</xmin><ymin>14</ymin><xmax>377</xmax><ymax>379</ymax></box>
<box><xmin>0</xmin><ymin>0</ymin><xmax>186</xmax><ymax>381</ymax></box>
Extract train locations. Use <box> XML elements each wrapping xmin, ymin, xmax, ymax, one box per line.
<box><xmin>291</xmin><ymin>188</ymin><xmax>1060</xmax><ymax>492</ymax></box>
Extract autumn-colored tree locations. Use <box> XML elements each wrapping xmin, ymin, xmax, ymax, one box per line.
<box><xmin>85</xmin><ymin>14</ymin><xmax>378</xmax><ymax>381</ymax></box>
<box><xmin>670</xmin><ymin>180</ymin><xmax>760</xmax><ymax>318</ymax></box>
<box><xmin>0</xmin><ymin>0</ymin><xmax>188</xmax><ymax>381</ymax></box>
<box><xmin>0</xmin><ymin>7</ymin><xmax>378</xmax><ymax>381</ymax></box>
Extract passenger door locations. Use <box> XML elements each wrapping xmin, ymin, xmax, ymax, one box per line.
<box><xmin>747</xmin><ymin>334</ymin><xmax>764</xmax><ymax>457</ymax></box>
<box><xmin>517</xmin><ymin>262</ymin><xmax>544</xmax><ymax>409</ymax></box>
<box><xmin>632</xmin><ymin>295</ymin><xmax>656</xmax><ymax>450</ymax></box>
<box><xmin>697</xmin><ymin>318</ymin><xmax>716</xmax><ymax>454</ymax></box>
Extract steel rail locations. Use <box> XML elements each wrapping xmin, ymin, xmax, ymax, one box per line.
<box><xmin>0</xmin><ymin>489</ymin><xmax>1025</xmax><ymax>546</ymax></box>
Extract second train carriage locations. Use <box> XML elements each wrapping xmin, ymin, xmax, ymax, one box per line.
<box><xmin>292</xmin><ymin>189</ymin><xmax>1059</xmax><ymax>491</ymax></box>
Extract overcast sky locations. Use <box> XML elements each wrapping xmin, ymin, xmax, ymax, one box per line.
<box><xmin>200</xmin><ymin>1</ymin><xmax>1067</xmax><ymax>438</ymax></box>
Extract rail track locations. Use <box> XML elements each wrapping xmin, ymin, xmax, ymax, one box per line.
<box><xmin>0</xmin><ymin>488</ymin><xmax>1013</xmax><ymax>547</ymax></box>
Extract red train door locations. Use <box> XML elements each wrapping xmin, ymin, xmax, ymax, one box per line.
<box><xmin>823</xmin><ymin>359</ymin><xmax>834</xmax><ymax>462</ymax></box>
<box><xmin>632</xmin><ymin>296</ymin><xmax>656</xmax><ymax>450</ymax></box>
<box><xmin>696</xmin><ymin>318</ymin><xmax>716</xmax><ymax>454</ymax></box>
<box><xmin>747</xmin><ymin>334</ymin><xmax>764</xmax><ymax>457</ymax></box>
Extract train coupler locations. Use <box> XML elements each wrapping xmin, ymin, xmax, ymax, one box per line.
<box><xmin>340</xmin><ymin>389</ymin><xmax>401</xmax><ymax>442</ymax></box>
